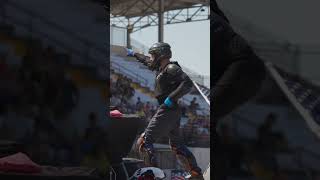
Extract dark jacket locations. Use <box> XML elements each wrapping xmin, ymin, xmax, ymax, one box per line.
<box><xmin>134</xmin><ymin>53</ymin><xmax>193</xmax><ymax>105</ymax></box>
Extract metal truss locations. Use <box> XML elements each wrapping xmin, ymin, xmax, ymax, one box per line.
<box><xmin>110</xmin><ymin>4</ymin><xmax>210</xmax><ymax>33</ymax></box>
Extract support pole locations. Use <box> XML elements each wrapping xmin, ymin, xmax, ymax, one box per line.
<box><xmin>127</xmin><ymin>18</ymin><xmax>133</xmax><ymax>49</ymax></box>
<box><xmin>158</xmin><ymin>0</ymin><xmax>164</xmax><ymax>42</ymax></box>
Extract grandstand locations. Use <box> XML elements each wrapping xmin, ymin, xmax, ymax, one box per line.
<box><xmin>0</xmin><ymin>2</ymin><xmax>115</xmax><ymax>179</ymax></box>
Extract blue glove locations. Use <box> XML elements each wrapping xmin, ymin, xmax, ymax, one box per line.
<box><xmin>164</xmin><ymin>97</ymin><xmax>173</xmax><ymax>107</ymax></box>
<box><xmin>127</xmin><ymin>48</ymin><xmax>135</xmax><ymax>57</ymax></box>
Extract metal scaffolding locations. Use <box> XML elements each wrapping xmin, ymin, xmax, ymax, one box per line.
<box><xmin>110</xmin><ymin>0</ymin><xmax>209</xmax><ymax>46</ymax></box>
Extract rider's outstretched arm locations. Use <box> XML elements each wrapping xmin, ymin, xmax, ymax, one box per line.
<box><xmin>133</xmin><ymin>52</ymin><xmax>152</xmax><ymax>68</ymax></box>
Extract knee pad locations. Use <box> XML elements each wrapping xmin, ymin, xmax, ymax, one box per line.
<box><xmin>170</xmin><ymin>144</ymin><xmax>191</xmax><ymax>157</ymax></box>
<box><xmin>136</xmin><ymin>132</ymin><xmax>146</xmax><ymax>152</ymax></box>
<box><xmin>170</xmin><ymin>144</ymin><xmax>201</xmax><ymax>174</ymax></box>
<box><xmin>136</xmin><ymin>133</ymin><xmax>157</xmax><ymax>167</ymax></box>
<box><xmin>141</xmin><ymin>150</ymin><xmax>157</xmax><ymax>167</ymax></box>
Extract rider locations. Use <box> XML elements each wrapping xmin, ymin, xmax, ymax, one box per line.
<box><xmin>127</xmin><ymin>42</ymin><xmax>204</xmax><ymax>179</ymax></box>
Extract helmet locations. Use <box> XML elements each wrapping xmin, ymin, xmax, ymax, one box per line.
<box><xmin>148</xmin><ymin>42</ymin><xmax>172</xmax><ymax>71</ymax></box>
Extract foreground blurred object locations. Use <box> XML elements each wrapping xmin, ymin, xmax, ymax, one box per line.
<box><xmin>110</xmin><ymin>109</ymin><xmax>123</xmax><ymax>118</ymax></box>
<box><xmin>129</xmin><ymin>167</ymin><xmax>165</xmax><ymax>180</ymax></box>
<box><xmin>107</xmin><ymin>114</ymin><xmax>145</xmax><ymax>179</ymax></box>
<box><xmin>0</xmin><ymin>152</ymin><xmax>41</xmax><ymax>173</ymax></box>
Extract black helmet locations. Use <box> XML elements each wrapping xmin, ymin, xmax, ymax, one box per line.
<box><xmin>148</xmin><ymin>42</ymin><xmax>172</xmax><ymax>71</ymax></box>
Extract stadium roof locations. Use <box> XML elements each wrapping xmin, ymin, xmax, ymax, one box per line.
<box><xmin>110</xmin><ymin>0</ymin><xmax>209</xmax><ymax>17</ymax></box>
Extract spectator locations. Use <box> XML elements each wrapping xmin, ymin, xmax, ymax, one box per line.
<box><xmin>189</xmin><ymin>97</ymin><xmax>199</xmax><ymax>112</ymax></box>
<box><xmin>80</xmin><ymin>130</ymin><xmax>95</xmax><ymax>159</ymax></box>
<box><xmin>110</xmin><ymin>94</ymin><xmax>121</xmax><ymax>107</ymax></box>
<box><xmin>84</xmin><ymin>112</ymin><xmax>104</xmax><ymax>144</ymax></box>
<box><xmin>56</xmin><ymin>73</ymin><xmax>79</xmax><ymax>119</ymax></box>
<box><xmin>81</xmin><ymin>142</ymin><xmax>110</xmax><ymax>177</ymax></box>
<box><xmin>82</xmin><ymin>114</ymin><xmax>108</xmax><ymax>160</ymax></box>
<box><xmin>179</xmin><ymin>100</ymin><xmax>187</xmax><ymax>117</ymax></box>
<box><xmin>136</xmin><ymin>97</ymin><xmax>144</xmax><ymax>112</ymax></box>
<box><xmin>257</xmin><ymin>113</ymin><xmax>278</xmax><ymax>151</ymax></box>
<box><xmin>115</xmin><ymin>75</ymin><xmax>122</xmax><ymax>90</ymax></box>
<box><xmin>137</xmin><ymin>106</ymin><xmax>146</xmax><ymax>119</ymax></box>
<box><xmin>127</xmin><ymin>85</ymin><xmax>134</xmax><ymax>99</ymax></box>
<box><xmin>110</xmin><ymin>80</ymin><xmax>117</xmax><ymax>97</ymax></box>
<box><xmin>109</xmin><ymin>74</ymin><xmax>136</xmax><ymax>111</ymax></box>
<box><xmin>256</xmin><ymin>113</ymin><xmax>281</xmax><ymax>175</ymax></box>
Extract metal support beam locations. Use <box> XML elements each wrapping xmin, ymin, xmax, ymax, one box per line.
<box><xmin>167</xmin><ymin>9</ymin><xmax>183</xmax><ymax>24</ymax></box>
<box><xmin>158</xmin><ymin>0</ymin><xmax>164</xmax><ymax>42</ymax></box>
<box><xmin>127</xmin><ymin>18</ymin><xmax>133</xmax><ymax>48</ymax></box>
<box><xmin>132</xmin><ymin>0</ymin><xmax>157</xmax><ymax>26</ymax></box>
<box><xmin>110</xmin><ymin>5</ymin><xmax>210</xmax><ymax>32</ymax></box>
<box><xmin>118</xmin><ymin>0</ymin><xmax>141</xmax><ymax>17</ymax></box>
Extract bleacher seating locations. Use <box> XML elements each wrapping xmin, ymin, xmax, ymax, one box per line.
<box><xmin>111</xmin><ymin>51</ymin><xmax>210</xmax><ymax>114</ymax></box>
<box><xmin>111</xmin><ymin>54</ymin><xmax>155</xmax><ymax>89</ymax></box>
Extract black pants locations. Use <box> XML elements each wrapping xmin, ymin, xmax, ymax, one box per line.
<box><xmin>143</xmin><ymin>105</ymin><xmax>202</xmax><ymax>174</ymax></box>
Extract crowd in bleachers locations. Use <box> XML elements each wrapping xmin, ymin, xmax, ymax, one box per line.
<box><xmin>0</xmin><ymin>42</ymin><xmax>78</xmax><ymax>119</ymax></box>
<box><xmin>110</xmin><ymin>73</ymin><xmax>135</xmax><ymax>113</ymax></box>
<box><xmin>0</xmin><ymin>35</ymin><xmax>111</xmax><ymax>176</ymax></box>
<box><xmin>110</xmin><ymin>72</ymin><xmax>210</xmax><ymax>147</ymax></box>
